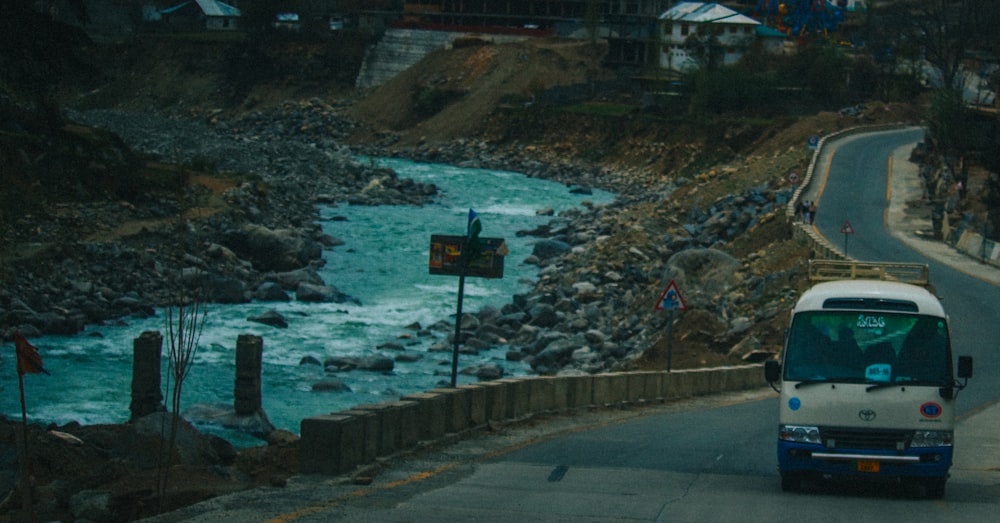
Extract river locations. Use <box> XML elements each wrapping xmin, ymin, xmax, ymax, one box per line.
<box><xmin>0</xmin><ymin>158</ymin><xmax>614</xmax><ymax>446</ymax></box>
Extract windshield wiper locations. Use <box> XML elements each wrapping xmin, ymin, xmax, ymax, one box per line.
<box><xmin>865</xmin><ymin>381</ymin><xmax>901</xmax><ymax>392</ymax></box>
<box><xmin>794</xmin><ymin>377</ymin><xmax>866</xmax><ymax>389</ymax></box>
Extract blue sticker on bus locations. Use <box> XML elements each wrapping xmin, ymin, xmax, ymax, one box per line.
<box><xmin>789</xmin><ymin>397</ymin><xmax>801</xmax><ymax>411</ymax></box>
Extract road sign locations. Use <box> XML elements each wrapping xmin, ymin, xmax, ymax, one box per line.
<box><xmin>840</xmin><ymin>220</ymin><xmax>854</xmax><ymax>256</ymax></box>
<box><xmin>788</xmin><ymin>172</ymin><xmax>800</xmax><ymax>184</ymax></box>
<box><xmin>655</xmin><ymin>280</ymin><xmax>687</xmax><ymax>312</ymax></box>
<box><xmin>429</xmin><ymin>235</ymin><xmax>506</xmax><ymax>278</ymax></box>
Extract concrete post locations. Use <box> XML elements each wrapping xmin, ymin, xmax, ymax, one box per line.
<box><xmin>234</xmin><ymin>334</ymin><xmax>263</xmax><ymax>415</ymax></box>
<box><xmin>130</xmin><ymin>331</ymin><xmax>165</xmax><ymax>421</ymax></box>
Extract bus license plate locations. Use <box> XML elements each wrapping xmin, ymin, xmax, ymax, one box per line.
<box><xmin>855</xmin><ymin>460</ymin><xmax>880</xmax><ymax>473</ymax></box>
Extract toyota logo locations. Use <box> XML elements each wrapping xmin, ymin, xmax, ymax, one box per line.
<box><xmin>859</xmin><ymin>409</ymin><xmax>877</xmax><ymax>422</ymax></box>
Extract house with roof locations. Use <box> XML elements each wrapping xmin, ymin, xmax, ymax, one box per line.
<box><xmin>158</xmin><ymin>0</ymin><xmax>241</xmax><ymax>32</ymax></box>
<box><xmin>659</xmin><ymin>2</ymin><xmax>777</xmax><ymax>72</ymax></box>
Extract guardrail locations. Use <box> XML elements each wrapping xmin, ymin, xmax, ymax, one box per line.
<box><xmin>299</xmin><ymin>365</ymin><xmax>766</xmax><ymax>475</ymax></box>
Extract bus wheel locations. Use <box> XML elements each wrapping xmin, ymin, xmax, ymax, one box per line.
<box><xmin>923</xmin><ymin>478</ymin><xmax>946</xmax><ymax>499</ymax></box>
<box><xmin>780</xmin><ymin>472</ymin><xmax>802</xmax><ymax>492</ymax></box>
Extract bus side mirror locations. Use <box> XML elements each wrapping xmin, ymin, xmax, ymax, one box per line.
<box><xmin>765</xmin><ymin>360</ymin><xmax>781</xmax><ymax>383</ymax></box>
<box><xmin>957</xmin><ymin>356</ymin><xmax>973</xmax><ymax>379</ymax></box>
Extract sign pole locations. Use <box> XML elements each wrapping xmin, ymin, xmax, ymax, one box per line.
<box><xmin>840</xmin><ymin>220</ymin><xmax>854</xmax><ymax>257</ymax></box>
<box><xmin>666</xmin><ymin>309</ymin><xmax>675</xmax><ymax>373</ymax></box>
<box><xmin>450</xmin><ymin>243</ymin><xmax>468</xmax><ymax>388</ymax></box>
<box><xmin>654</xmin><ymin>280</ymin><xmax>687</xmax><ymax>373</ymax></box>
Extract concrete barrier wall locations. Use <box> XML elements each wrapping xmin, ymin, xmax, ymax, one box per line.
<box><xmin>300</xmin><ymin>365</ymin><xmax>767</xmax><ymax>475</ymax></box>
<box><xmin>953</xmin><ymin>229</ymin><xmax>1000</xmax><ymax>268</ymax></box>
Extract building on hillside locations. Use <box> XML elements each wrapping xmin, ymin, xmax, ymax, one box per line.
<box><xmin>658</xmin><ymin>2</ymin><xmax>765</xmax><ymax>72</ymax></box>
<box><xmin>158</xmin><ymin>0</ymin><xmax>241</xmax><ymax>32</ymax></box>
<box><xmin>604</xmin><ymin>0</ymin><xmax>674</xmax><ymax>68</ymax></box>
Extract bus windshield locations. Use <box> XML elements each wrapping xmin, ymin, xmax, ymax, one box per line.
<box><xmin>784</xmin><ymin>311</ymin><xmax>950</xmax><ymax>385</ymax></box>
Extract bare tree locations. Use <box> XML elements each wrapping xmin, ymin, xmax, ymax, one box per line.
<box><xmin>155</xmin><ymin>161</ymin><xmax>209</xmax><ymax>512</ymax></box>
<box><xmin>871</xmin><ymin>0</ymin><xmax>992</xmax><ymax>91</ymax></box>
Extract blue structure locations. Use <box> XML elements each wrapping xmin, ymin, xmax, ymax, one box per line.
<box><xmin>755</xmin><ymin>0</ymin><xmax>844</xmax><ymax>37</ymax></box>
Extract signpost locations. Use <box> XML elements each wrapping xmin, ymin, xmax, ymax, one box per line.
<box><xmin>430</xmin><ymin>210</ymin><xmax>507</xmax><ymax>387</ymax></box>
<box><xmin>655</xmin><ymin>280</ymin><xmax>687</xmax><ymax>372</ymax></box>
<box><xmin>840</xmin><ymin>220</ymin><xmax>854</xmax><ymax>256</ymax></box>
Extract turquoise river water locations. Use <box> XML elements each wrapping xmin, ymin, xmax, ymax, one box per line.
<box><xmin>0</xmin><ymin>158</ymin><xmax>614</xmax><ymax>446</ymax></box>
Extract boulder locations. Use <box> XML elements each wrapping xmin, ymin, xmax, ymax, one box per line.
<box><xmin>531</xmin><ymin>239</ymin><xmax>571</xmax><ymax>260</ymax></box>
<box><xmin>295</xmin><ymin>283</ymin><xmax>360</xmax><ymax>304</ymax></box>
<box><xmin>324</xmin><ymin>355</ymin><xmax>394</xmax><ymax>372</ymax></box>
<box><xmin>223</xmin><ymin>224</ymin><xmax>322</xmax><ymax>272</ymax></box>
<box><xmin>248</xmin><ymin>310</ymin><xmax>289</xmax><ymax>328</ymax></box>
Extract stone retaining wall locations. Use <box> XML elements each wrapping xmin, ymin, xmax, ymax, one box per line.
<box><xmin>299</xmin><ymin>365</ymin><xmax>766</xmax><ymax>475</ymax></box>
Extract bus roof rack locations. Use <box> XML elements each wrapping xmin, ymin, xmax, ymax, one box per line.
<box><xmin>808</xmin><ymin>260</ymin><xmax>930</xmax><ymax>286</ymax></box>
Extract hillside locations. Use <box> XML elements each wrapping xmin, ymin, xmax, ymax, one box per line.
<box><xmin>11</xmin><ymin>32</ymin><xmax>928</xmax><ymax>368</ymax></box>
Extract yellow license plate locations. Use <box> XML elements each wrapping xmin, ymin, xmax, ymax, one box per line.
<box><xmin>855</xmin><ymin>460</ymin><xmax>880</xmax><ymax>473</ymax></box>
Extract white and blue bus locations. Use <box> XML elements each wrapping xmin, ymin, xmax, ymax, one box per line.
<box><xmin>765</xmin><ymin>260</ymin><xmax>973</xmax><ymax>498</ymax></box>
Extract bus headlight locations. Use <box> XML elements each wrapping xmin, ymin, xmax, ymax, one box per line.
<box><xmin>779</xmin><ymin>424</ymin><xmax>821</xmax><ymax>444</ymax></box>
<box><xmin>911</xmin><ymin>430</ymin><xmax>953</xmax><ymax>447</ymax></box>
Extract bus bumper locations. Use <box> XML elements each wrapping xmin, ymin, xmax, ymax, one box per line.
<box><xmin>777</xmin><ymin>440</ymin><xmax>953</xmax><ymax>479</ymax></box>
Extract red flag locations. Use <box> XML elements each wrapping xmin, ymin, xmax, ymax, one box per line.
<box><xmin>14</xmin><ymin>332</ymin><xmax>50</xmax><ymax>376</ymax></box>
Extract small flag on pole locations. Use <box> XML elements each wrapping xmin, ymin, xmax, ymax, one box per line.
<box><xmin>466</xmin><ymin>208</ymin><xmax>482</xmax><ymax>259</ymax></box>
<box><xmin>14</xmin><ymin>332</ymin><xmax>50</xmax><ymax>376</ymax></box>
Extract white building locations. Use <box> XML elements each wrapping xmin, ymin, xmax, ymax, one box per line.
<box><xmin>659</xmin><ymin>2</ymin><xmax>763</xmax><ymax>72</ymax></box>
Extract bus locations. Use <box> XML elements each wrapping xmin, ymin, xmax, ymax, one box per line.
<box><xmin>765</xmin><ymin>260</ymin><xmax>973</xmax><ymax>498</ymax></box>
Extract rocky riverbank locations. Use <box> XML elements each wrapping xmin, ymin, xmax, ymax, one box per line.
<box><xmin>1</xmin><ymin>101</ymin><xmax>439</xmax><ymax>340</ymax></box>
<box><xmin>3</xmin><ymin>99</ymin><xmax>803</xmax><ymax>378</ymax></box>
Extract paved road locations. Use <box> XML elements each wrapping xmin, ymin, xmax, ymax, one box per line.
<box><xmin>144</xmin><ymin>128</ymin><xmax>1000</xmax><ymax>522</ymax></box>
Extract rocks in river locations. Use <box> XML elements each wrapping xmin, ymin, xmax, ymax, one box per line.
<box><xmin>4</xmin><ymin>104</ymin><xmax>790</xmax><ymax>380</ymax></box>
<box><xmin>221</xmin><ymin>224</ymin><xmax>323</xmax><ymax>273</ymax></box>
<box><xmin>460</xmin><ymin>364</ymin><xmax>504</xmax><ymax>380</ymax></box>
<box><xmin>180</xmin><ymin>404</ymin><xmax>276</xmax><ymax>441</ymax></box>
<box><xmin>299</xmin><ymin>355</ymin><xmax>322</xmax><ymax>366</ymax></box>
<box><xmin>248</xmin><ymin>310</ymin><xmax>289</xmax><ymax>328</ymax></box>
<box><xmin>311</xmin><ymin>379</ymin><xmax>352</xmax><ymax>392</ymax></box>
<box><xmin>253</xmin><ymin>282</ymin><xmax>291</xmax><ymax>302</ymax></box>
<box><xmin>295</xmin><ymin>283</ymin><xmax>361</xmax><ymax>304</ymax></box>
<box><xmin>530</xmin><ymin>239</ymin><xmax>571</xmax><ymax>260</ymax></box>
<box><xmin>324</xmin><ymin>355</ymin><xmax>395</xmax><ymax>372</ymax></box>
<box><xmin>1</xmin><ymin>107</ymin><xmax>440</xmax><ymax>340</ymax></box>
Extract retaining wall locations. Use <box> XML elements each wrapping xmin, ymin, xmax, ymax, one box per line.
<box><xmin>300</xmin><ymin>364</ymin><xmax>766</xmax><ymax>475</ymax></box>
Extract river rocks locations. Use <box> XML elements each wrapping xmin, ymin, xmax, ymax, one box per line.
<box><xmin>419</xmin><ymin>170</ymin><xmax>791</xmax><ymax>376</ymax></box>
<box><xmin>4</xmin><ymin>102</ymin><xmax>792</xmax><ymax>382</ymax></box>
<box><xmin>295</xmin><ymin>282</ymin><xmax>360</xmax><ymax>304</ymax></box>
<box><xmin>530</xmin><ymin>239</ymin><xmax>571</xmax><ymax>260</ymax></box>
<box><xmin>0</xmin><ymin>107</ymin><xmax>441</xmax><ymax>340</ymax></box>
<box><xmin>248</xmin><ymin>310</ymin><xmax>289</xmax><ymax>328</ymax></box>
<box><xmin>324</xmin><ymin>355</ymin><xmax>395</xmax><ymax>372</ymax></box>
<box><xmin>311</xmin><ymin>379</ymin><xmax>352</xmax><ymax>392</ymax></box>
<box><xmin>253</xmin><ymin>282</ymin><xmax>292</xmax><ymax>301</ymax></box>
<box><xmin>180</xmin><ymin>404</ymin><xmax>277</xmax><ymax>442</ymax></box>
<box><xmin>221</xmin><ymin>224</ymin><xmax>323</xmax><ymax>273</ymax></box>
